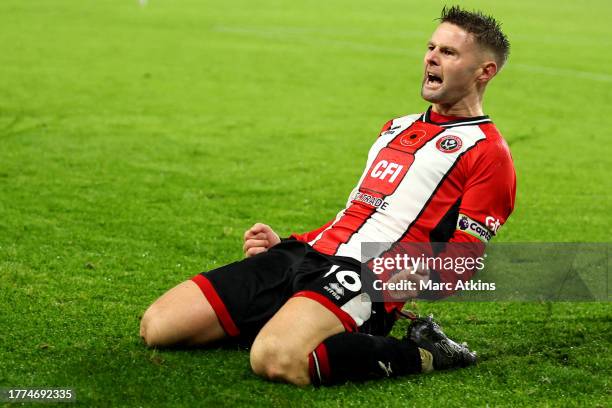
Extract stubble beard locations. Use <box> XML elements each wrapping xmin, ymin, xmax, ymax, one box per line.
<box><xmin>420</xmin><ymin>81</ymin><xmax>444</xmax><ymax>104</ymax></box>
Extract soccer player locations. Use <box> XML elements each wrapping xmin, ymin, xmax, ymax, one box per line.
<box><xmin>140</xmin><ymin>6</ymin><xmax>515</xmax><ymax>386</ymax></box>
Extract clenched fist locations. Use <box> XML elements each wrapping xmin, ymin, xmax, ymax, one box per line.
<box><xmin>243</xmin><ymin>223</ymin><xmax>281</xmax><ymax>257</ymax></box>
<box><xmin>386</xmin><ymin>266</ymin><xmax>431</xmax><ymax>300</ymax></box>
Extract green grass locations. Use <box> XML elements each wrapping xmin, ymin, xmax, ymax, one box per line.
<box><xmin>1</xmin><ymin>0</ymin><xmax>610</xmax><ymax>406</ymax></box>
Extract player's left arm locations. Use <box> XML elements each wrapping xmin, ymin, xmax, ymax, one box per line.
<box><xmin>456</xmin><ymin>137</ymin><xmax>516</xmax><ymax>242</ymax></box>
<box><xmin>425</xmin><ymin>138</ymin><xmax>517</xmax><ymax>292</ymax></box>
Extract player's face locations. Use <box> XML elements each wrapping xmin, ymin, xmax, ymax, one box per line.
<box><xmin>421</xmin><ymin>23</ymin><xmax>484</xmax><ymax>106</ymax></box>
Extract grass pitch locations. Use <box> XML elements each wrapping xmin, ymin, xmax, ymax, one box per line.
<box><xmin>1</xmin><ymin>0</ymin><xmax>610</xmax><ymax>406</ymax></box>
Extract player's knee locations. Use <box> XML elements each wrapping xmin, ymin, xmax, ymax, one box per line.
<box><xmin>140</xmin><ymin>306</ymin><xmax>167</xmax><ymax>348</ymax></box>
<box><xmin>250</xmin><ymin>336</ymin><xmax>309</xmax><ymax>386</ymax></box>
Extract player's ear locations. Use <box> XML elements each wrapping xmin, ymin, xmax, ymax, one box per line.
<box><xmin>477</xmin><ymin>60</ymin><xmax>498</xmax><ymax>83</ymax></box>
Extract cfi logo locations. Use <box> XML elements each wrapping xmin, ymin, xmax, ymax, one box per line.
<box><xmin>436</xmin><ymin>135</ymin><xmax>462</xmax><ymax>153</ymax></box>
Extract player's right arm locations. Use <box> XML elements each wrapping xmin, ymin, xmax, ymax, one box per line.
<box><xmin>243</xmin><ymin>219</ymin><xmax>337</xmax><ymax>257</ymax></box>
<box><xmin>243</xmin><ymin>223</ymin><xmax>281</xmax><ymax>257</ymax></box>
<box><xmin>279</xmin><ymin>120</ymin><xmax>395</xmax><ymax>249</ymax></box>
<box><xmin>289</xmin><ymin>219</ymin><xmax>335</xmax><ymax>243</ymax></box>
<box><xmin>288</xmin><ymin>119</ymin><xmax>395</xmax><ymax>245</ymax></box>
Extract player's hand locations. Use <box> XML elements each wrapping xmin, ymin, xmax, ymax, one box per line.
<box><xmin>386</xmin><ymin>266</ymin><xmax>430</xmax><ymax>300</ymax></box>
<box><xmin>243</xmin><ymin>223</ymin><xmax>281</xmax><ymax>257</ymax></box>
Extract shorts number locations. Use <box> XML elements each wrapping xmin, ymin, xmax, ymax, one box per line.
<box><xmin>324</xmin><ymin>265</ymin><xmax>362</xmax><ymax>292</ymax></box>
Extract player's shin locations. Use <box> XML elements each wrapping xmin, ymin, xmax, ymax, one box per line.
<box><xmin>308</xmin><ymin>332</ymin><xmax>426</xmax><ymax>386</ymax></box>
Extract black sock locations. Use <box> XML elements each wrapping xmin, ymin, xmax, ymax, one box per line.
<box><xmin>308</xmin><ymin>332</ymin><xmax>422</xmax><ymax>386</ymax></box>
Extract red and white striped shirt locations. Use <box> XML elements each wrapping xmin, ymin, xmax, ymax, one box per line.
<box><xmin>292</xmin><ymin>107</ymin><xmax>516</xmax><ymax>267</ymax></box>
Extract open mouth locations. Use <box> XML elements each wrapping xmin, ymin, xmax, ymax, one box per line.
<box><xmin>425</xmin><ymin>72</ymin><xmax>443</xmax><ymax>87</ymax></box>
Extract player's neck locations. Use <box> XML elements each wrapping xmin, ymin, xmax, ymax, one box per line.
<box><xmin>432</xmin><ymin>96</ymin><xmax>484</xmax><ymax>118</ymax></box>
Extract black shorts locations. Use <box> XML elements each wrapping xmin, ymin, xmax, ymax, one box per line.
<box><xmin>192</xmin><ymin>240</ymin><xmax>397</xmax><ymax>344</ymax></box>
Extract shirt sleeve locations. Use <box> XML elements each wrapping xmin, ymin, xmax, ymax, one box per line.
<box><xmin>422</xmin><ymin>136</ymin><xmax>517</xmax><ymax>297</ymax></box>
<box><xmin>289</xmin><ymin>219</ymin><xmax>335</xmax><ymax>243</ymax></box>
<box><xmin>457</xmin><ymin>135</ymin><xmax>516</xmax><ymax>240</ymax></box>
